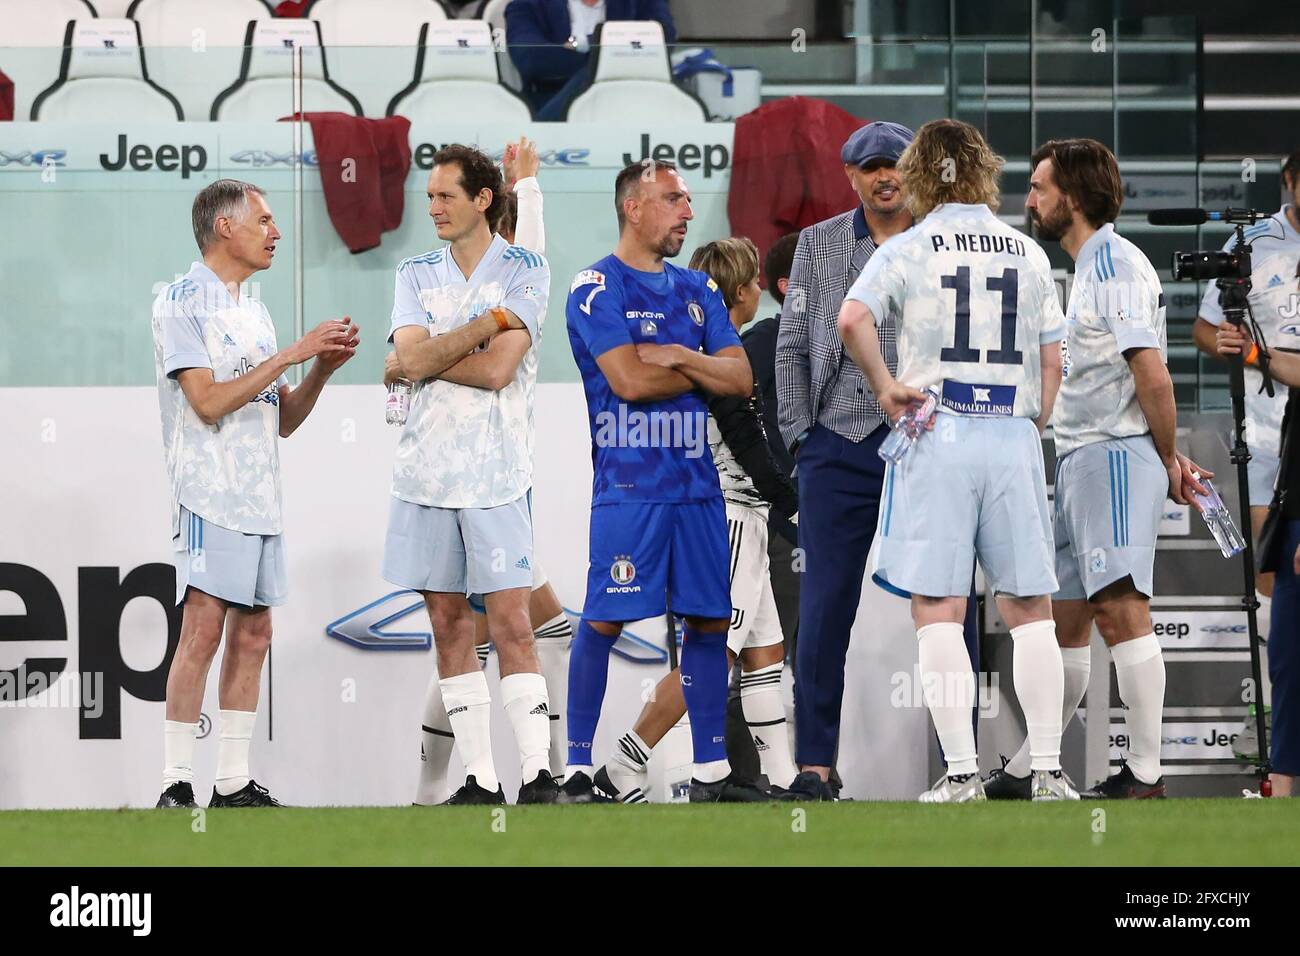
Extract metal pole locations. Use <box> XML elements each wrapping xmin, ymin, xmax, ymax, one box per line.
<box><xmin>292</xmin><ymin>44</ymin><xmax>305</xmax><ymax>385</ymax></box>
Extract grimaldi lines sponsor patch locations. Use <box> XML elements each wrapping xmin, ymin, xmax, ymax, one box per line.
<box><xmin>940</xmin><ymin>381</ymin><xmax>1016</xmax><ymax>417</ymax></box>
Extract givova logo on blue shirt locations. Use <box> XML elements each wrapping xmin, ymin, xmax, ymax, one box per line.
<box><xmin>940</xmin><ymin>380</ymin><xmax>1015</xmax><ymax>417</ymax></box>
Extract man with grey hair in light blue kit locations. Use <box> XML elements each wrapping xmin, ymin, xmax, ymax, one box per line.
<box><xmin>153</xmin><ymin>178</ymin><xmax>358</xmax><ymax>810</ymax></box>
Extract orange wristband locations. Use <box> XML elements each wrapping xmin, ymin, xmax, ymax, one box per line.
<box><xmin>491</xmin><ymin>307</ymin><xmax>510</xmax><ymax>332</ymax></box>
<box><xmin>1245</xmin><ymin>342</ymin><xmax>1260</xmax><ymax>367</ymax></box>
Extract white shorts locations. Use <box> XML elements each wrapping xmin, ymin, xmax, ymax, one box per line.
<box><xmin>724</xmin><ymin>503</ymin><xmax>784</xmax><ymax>655</ymax></box>
<box><xmin>873</xmin><ymin>416</ymin><xmax>1057</xmax><ymax>598</ymax></box>
<box><xmin>1248</xmin><ymin>445</ymin><xmax>1281</xmax><ymax>507</ymax></box>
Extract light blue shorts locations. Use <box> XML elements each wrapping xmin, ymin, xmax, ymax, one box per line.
<box><xmin>173</xmin><ymin>506</ymin><xmax>288</xmax><ymax>608</ymax></box>
<box><xmin>1248</xmin><ymin>445</ymin><xmax>1281</xmax><ymax>506</ymax></box>
<box><xmin>1053</xmin><ymin>434</ymin><xmax>1166</xmax><ymax>601</ymax></box>
<box><xmin>873</xmin><ymin>415</ymin><xmax>1057</xmax><ymax>598</ymax></box>
<box><xmin>382</xmin><ymin>494</ymin><xmax>534</xmax><ymax>597</ymax></box>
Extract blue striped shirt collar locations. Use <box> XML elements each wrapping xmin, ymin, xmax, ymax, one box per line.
<box><xmin>1077</xmin><ymin>222</ymin><xmax>1117</xmax><ymax>278</ymax></box>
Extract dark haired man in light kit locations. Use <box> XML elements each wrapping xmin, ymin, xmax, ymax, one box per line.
<box><xmin>1016</xmin><ymin>138</ymin><xmax>1210</xmax><ymax>799</ymax></box>
<box><xmin>153</xmin><ymin>179</ymin><xmax>358</xmax><ymax>809</ymax></box>
<box><xmin>383</xmin><ymin>145</ymin><xmax>554</xmax><ymax>806</ymax></box>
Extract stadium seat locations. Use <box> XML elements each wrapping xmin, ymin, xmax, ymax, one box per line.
<box><xmin>90</xmin><ymin>0</ymin><xmax>133</xmax><ymax>14</ymax></box>
<box><xmin>210</xmin><ymin>19</ymin><xmax>362</xmax><ymax>121</ymax></box>
<box><xmin>0</xmin><ymin>0</ymin><xmax>99</xmax><ymax>120</ymax></box>
<box><xmin>303</xmin><ymin>0</ymin><xmax>449</xmax><ymax>47</ymax></box>
<box><xmin>0</xmin><ymin>0</ymin><xmax>97</xmax><ymax>45</ymax></box>
<box><xmin>387</xmin><ymin>20</ymin><xmax>529</xmax><ymax>122</ymax></box>
<box><xmin>564</xmin><ymin>21</ymin><xmax>707</xmax><ymax>123</ymax></box>
<box><xmin>127</xmin><ymin>0</ymin><xmax>275</xmax><ymax>122</ymax></box>
<box><xmin>303</xmin><ymin>0</ymin><xmax>449</xmax><ymax>118</ymax></box>
<box><xmin>31</xmin><ymin>19</ymin><xmax>183</xmax><ymax>121</ymax></box>
<box><xmin>478</xmin><ymin>0</ymin><xmax>522</xmax><ymax>92</ymax></box>
<box><xmin>127</xmin><ymin>0</ymin><xmax>275</xmax><ymax>47</ymax></box>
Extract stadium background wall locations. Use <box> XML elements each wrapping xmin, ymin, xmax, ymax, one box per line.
<box><xmin>0</xmin><ymin>386</ymin><xmax>933</xmax><ymax>808</ymax></box>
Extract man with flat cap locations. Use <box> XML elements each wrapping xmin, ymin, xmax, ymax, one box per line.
<box><xmin>775</xmin><ymin>120</ymin><xmax>918</xmax><ymax>800</ymax></box>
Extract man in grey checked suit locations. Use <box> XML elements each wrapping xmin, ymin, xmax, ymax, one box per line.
<box><xmin>775</xmin><ymin>121</ymin><xmax>916</xmax><ymax>799</ymax></box>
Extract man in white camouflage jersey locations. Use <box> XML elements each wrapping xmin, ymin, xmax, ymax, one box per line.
<box><xmin>382</xmin><ymin>144</ymin><xmax>554</xmax><ymax>806</ymax></box>
<box><xmin>838</xmin><ymin>119</ymin><xmax>1075</xmax><ymax>803</ymax></box>
<box><xmin>153</xmin><ymin>179</ymin><xmax>359</xmax><ymax>809</ymax></box>
<box><xmin>982</xmin><ymin>139</ymin><xmax>1210</xmax><ymax>801</ymax></box>
<box><xmin>1192</xmin><ymin>147</ymin><xmax>1300</xmax><ymax>620</ymax></box>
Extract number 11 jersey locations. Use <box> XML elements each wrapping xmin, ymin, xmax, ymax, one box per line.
<box><xmin>846</xmin><ymin>202</ymin><xmax>1064</xmax><ymax>421</ymax></box>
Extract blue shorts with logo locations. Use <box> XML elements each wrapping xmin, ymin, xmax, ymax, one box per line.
<box><xmin>582</xmin><ymin>498</ymin><xmax>731</xmax><ymax>623</ymax></box>
<box><xmin>382</xmin><ymin>494</ymin><xmax>533</xmax><ymax>597</ymax></box>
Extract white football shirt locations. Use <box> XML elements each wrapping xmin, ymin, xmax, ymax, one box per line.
<box><xmin>846</xmin><ymin>202</ymin><xmax>1065</xmax><ymax>421</ymax></box>
<box><xmin>152</xmin><ymin>261</ymin><xmax>287</xmax><ymax>536</ymax></box>
<box><xmin>388</xmin><ymin>234</ymin><xmax>550</xmax><ymax>509</ymax></box>
<box><xmin>1199</xmin><ymin>207</ymin><xmax>1300</xmax><ymax>457</ymax></box>
<box><xmin>1053</xmin><ymin>223</ymin><xmax>1168</xmax><ymax>457</ymax></box>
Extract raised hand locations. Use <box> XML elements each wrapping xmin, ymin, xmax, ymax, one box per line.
<box><xmin>317</xmin><ymin>316</ymin><xmax>360</xmax><ymax>372</ymax></box>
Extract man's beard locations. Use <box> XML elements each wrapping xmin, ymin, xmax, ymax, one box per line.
<box><xmin>655</xmin><ymin>232</ymin><xmax>685</xmax><ymax>258</ymax></box>
<box><xmin>865</xmin><ymin>183</ymin><xmax>904</xmax><ymax>216</ymax></box>
<box><xmin>1030</xmin><ymin>204</ymin><xmax>1071</xmax><ymax>241</ymax></box>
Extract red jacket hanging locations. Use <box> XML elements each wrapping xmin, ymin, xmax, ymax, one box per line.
<box><xmin>281</xmin><ymin>113</ymin><xmax>412</xmax><ymax>254</ymax></box>
<box><xmin>727</xmin><ymin>96</ymin><xmax>868</xmax><ymax>282</ymax></box>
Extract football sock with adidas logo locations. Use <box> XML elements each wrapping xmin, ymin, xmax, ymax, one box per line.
<box><xmin>739</xmin><ymin>662</ymin><xmax>798</xmax><ymax>789</ymax></box>
<box><xmin>501</xmin><ymin>671</ymin><xmax>552</xmax><ymax>783</ymax></box>
<box><xmin>441</xmin><ymin>670</ymin><xmax>499</xmax><ymax>792</ymax></box>
<box><xmin>533</xmin><ymin>612</ymin><xmax>573</xmax><ymax>779</ymax></box>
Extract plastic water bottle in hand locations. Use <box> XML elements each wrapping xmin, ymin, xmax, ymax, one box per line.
<box><xmin>879</xmin><ymin>385</ymin><xmax>940</xmax><ymax>465</ymax></box>
<box><xmin>386</xmin><ymin>379</ymin><xmax>412</xmax><ymax>426</ymax></box>
<box><xmin>1190</xmin><ymin>473</ymin><xmax>1245</xmax><ymax>558</ymax></box>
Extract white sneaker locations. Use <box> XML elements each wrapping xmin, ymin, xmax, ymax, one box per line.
<box><xmin>918</xmin><ymin>773</ymin><xmax>986</xmax><ymax>803</ymax></box>
<box><xmin>1032</xmin><ymin>769</ymin><xmax>1081</xmax><ymax>801</ymax></box>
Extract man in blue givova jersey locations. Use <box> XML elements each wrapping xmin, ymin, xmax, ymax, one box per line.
<box><xmin>562</xmin><ymin>160</ymin><xmax>765</xmax><ymax>803</ymax></box>
<box><xmin>838</xmin><ymin>120</ymin><xmax>1078</xmax><ymax>803</ymax></box>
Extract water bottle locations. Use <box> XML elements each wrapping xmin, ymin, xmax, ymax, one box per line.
<box><xmin>385</xmin><ymin>379</ymin><xmax>412</xmax><ymax>426</ymax></box>
<box><xmin>879</xmin><ymin>385</ymin><xmax>940</xmax><ymax>465</ymax></box>
<box><xmin>1190</xmin><ymin>474</ymin><xmax>1246</xmax><ymax>558</ymax></box>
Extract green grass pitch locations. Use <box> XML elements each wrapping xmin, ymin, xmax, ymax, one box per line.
<box><xmin>3</xmin><ymin>799</ymin><xmax>1299</xmax><ymax>866</ymax></box>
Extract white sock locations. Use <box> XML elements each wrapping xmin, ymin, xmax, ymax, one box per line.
<box><xmin>917</xmin><ymin>622</ymin><xmax>978</xmax><ymax>776</ymax></box>
<box><xmin>501</xmin><ymin>671</ymin><xmax>551</xmax><ymax>783</ymax></box>
<box><xmin>416</xmin><ymin>665</ymin><xmax>455</xmax><ymax>806</ymax></box>
<box><xmin>162</xmin><ymin>719</ymin><xmax>199</xmax><ymax>788</ymax></box>
<box><xmin>441</xmin><ymin>670</ymin><xmax>498</xmax><ymax>793</ymax></box>
<box><xmin>1010</xmin><ymin>620</ymin><xmax>1065</xmax><ymax>772</ymax></box>
<box><xmin>1005</xmin><ymin>645</ymin><xmax>1090</xmax><ymax>778</ymax></box>
<box><xmin>693</xmin><ymin>758</ymin><xmax>730</xmax><ymax>783</ymax></box>
<box><xmin>1111</xmin><ymin>633</ymin><xmax>1165</xmax><ymax>785</ymax></box>
<box><xmin>475</xmin><ymin>641</ymin><xmax>491</xmax><ymax>667</ymax></box>
<box><xmin>606</xmin><ymin>730</ymin><xmax>651</xmax><ymax>801</ymax></box>
<box><xmin>740</xmin><ymin>662</ymin><xmax>799</xmax><ymax>788</ymax></box>
<box><xmin>214</xmin><ymin>709</ymin><xmax>257</xmax><ymax>795</ymax></box>
<box><xmin>1256</xmin><ymin>590</ymin><xmax>1271</xmax><ymax>642</ymax></box>
<box><xmin>534</xmin><ymin>612</ymin><xmax>572</xmax><ymax>778</ymax></box>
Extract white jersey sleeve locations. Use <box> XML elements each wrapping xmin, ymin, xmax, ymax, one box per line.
<box><xmin>512</xmin><ymin>176</ymin><xmax>545</xmax><ymax>255</ymax></box>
